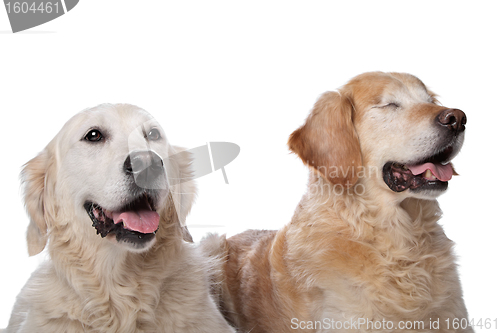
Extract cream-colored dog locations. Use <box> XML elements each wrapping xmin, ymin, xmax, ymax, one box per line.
<box><xmin>204</xmin><ymin>72</ymin><xmax>473</xmax><ymax>332</ymax></box>
<box><xmin>3</xmin><ymin>104</ymin><xmax>235</xmax><ymax>333</ymax></box>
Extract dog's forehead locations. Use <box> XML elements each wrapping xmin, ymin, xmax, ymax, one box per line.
<box><xmin>62</xmin><ymin>104</ymin><xmax>160</xmax><ymax>138</ymax></box>
<box><xmin>84</xmin><ymin>104</ymin><xmax>156</xmax><ymax>129</ymax></box>
<box><xmin>384</xmin><ymin>74</ymin><xmax>433</xmax><ymax>103</ymax></box>
<box><xmin>348</xmin><ymin>73</ymin><xmax>430</xmax><ymax>102</ymax></box>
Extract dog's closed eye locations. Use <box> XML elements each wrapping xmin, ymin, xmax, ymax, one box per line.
<box><xmin>383</xmin><ymin>103</ymin><xmax>400</xmax><ymax>108</ymax></box>
<box><xmin>378</xmin><ymin>102</ymin><xmax>400</xmax><ymax>109</ymax></box>
<box><xmin>372</xmin><ymin>103</ymin><xmax>400</xmax><ymax>110</ymax></box>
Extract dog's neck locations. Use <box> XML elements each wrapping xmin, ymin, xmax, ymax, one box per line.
<box><xmin>285</xmin><ymin>172</ymin><xmax>456</xmax><ymax>321</ymax></box>
<box><xmin>39</xmin><ymin>203</ymin><xmax>188</xmax><ymax>331</ymax></box>
<box><xmin>47</xmin><ymin>204</ymin><xmax>185</xmax><ymax>292</ymax></box>
<box><xmin>295</xmin><ymin>172</ymin><xmax>442</xmax><ymax>245</ymax></box>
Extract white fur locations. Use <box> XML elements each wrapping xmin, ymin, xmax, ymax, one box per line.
<box><xmin>3</xmin><ymin>104</ymin><xmax>235</xmax><ymax>333</ymax></box>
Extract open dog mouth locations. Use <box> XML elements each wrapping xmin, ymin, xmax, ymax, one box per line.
<box><xmin>84</xmin><ymin>194</ymin><xmax>160</xmax><ymax>244</ymax></box>
<box><xmin>383</xmin><ymin>145</ymin><xmax>457</xmax><ymax>193</ymax></box>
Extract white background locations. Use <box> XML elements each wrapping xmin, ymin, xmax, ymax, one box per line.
<box><xmin>0</xmin><ymin>1</ymin><xmax>498</xmax><ymax>330</ymax></box>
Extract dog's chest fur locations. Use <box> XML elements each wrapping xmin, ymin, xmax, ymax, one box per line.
<box><xmin>18</xmin><ymin>239</ymin><xmax>210</xmax><ymax>333</ymax></box>
<box><xmin>286</xmin><ymin>197</ymin><xmax>464</xmax><ymax>329</ymax></box>
<box><xmin>313</xmin><ymin>231</ymin><xmax>455</xmax><ymax>322</ymax></box>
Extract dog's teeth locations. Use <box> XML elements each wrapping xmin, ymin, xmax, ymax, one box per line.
<box><xmin>402</xmin><ymin>165</ymin><xmax>408</xmax><ymax>170</ymax></box>
<box><xmin>424</xmin><ymin>169</ymin><xmax>436</xmax><ymax>180</ymax></box>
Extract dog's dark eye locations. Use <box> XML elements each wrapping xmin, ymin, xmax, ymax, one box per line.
<box><xmin>84</xmin><ymin>129</ymin><xmax>103</xmax><ymax>142</ymax></box>
<box><xmin>147</xmin><ymin>128</ymin><xmax>161</xmax><ymax>141</ymax></box>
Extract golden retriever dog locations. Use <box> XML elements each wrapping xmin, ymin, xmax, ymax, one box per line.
<box><xmin>203</xmin><ymin>72</ymin><xmax>473</xmax><ymax>332</ymax></box>
<box><xmin>3</xmin><ymin>104</ymin><xmax>235</xmax><ymax>333</ymax></box>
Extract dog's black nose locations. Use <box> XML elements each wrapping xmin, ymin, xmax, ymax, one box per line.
<box><xmin>436</xmin><ymin>108</ymin><xmax>466</xmax><ymax>133</ymax></box>
<box><xmin>124</xmin><ymin>151</ymin><xmax>165</xmax><ymax>189</ymax></box>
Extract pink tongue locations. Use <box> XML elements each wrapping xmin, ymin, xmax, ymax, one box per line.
<box><xmin>111</xmin><ymin>210</ymin><xmax>160</xmax><ymax>234</ymax></box>
<box><xmin>407</xmin><ymin>163</ymin><xmax>453</xmax><ymax>182</ymax></box>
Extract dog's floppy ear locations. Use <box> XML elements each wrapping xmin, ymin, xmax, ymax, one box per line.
<box><xmin>288</xmin><ymin>91</ymin><xmax>362</xmax><ymax>187</ymax></box>
<box><xmin>167</xmin><ymin>145</ymin><xmax>197</xmax><ymax>242</ymax></box>
<box><xmin>21</xmin><ymin>149</ymin><xmax>57</xmax><ymax>256</ymax></box>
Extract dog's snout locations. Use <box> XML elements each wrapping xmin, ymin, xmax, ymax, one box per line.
<box><xmin>436</xmin><ymin>108</ymin><xmax>466</xmax><ymax>133</ymax></box>
<box><xmin>124</xmin><ymin>151</ymin><xmax>163</xmax><ymax>174</ymax></box>
<box><xmin>124</xmin><ymin>151</ymin><xmax>165</xmax><ymax>189</ymax></box>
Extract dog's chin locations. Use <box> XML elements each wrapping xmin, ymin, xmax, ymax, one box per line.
<box><xmin>105</xmin><ymin>233</ymin><xmax>157</xmax><ymax>252</ymax></box>
<box><xmin>382</xmin><ymin>145</ymin><xmax>459</xmax><ymax>198</ymax></box>
<box><xmin>83</xmin><ymin>193</ymin><xmax>160</xmax><ymax>252</ymax></box>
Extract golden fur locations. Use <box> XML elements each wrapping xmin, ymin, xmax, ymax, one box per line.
<box><xmin>3</xmin><ymin>104</ymin><xmax>235</xmax><ymax>333</ymax></box>
<box><xmin>203</xmin><ymin>72</ymin><xmax>473</xmax><ymax>332</ymax></box>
